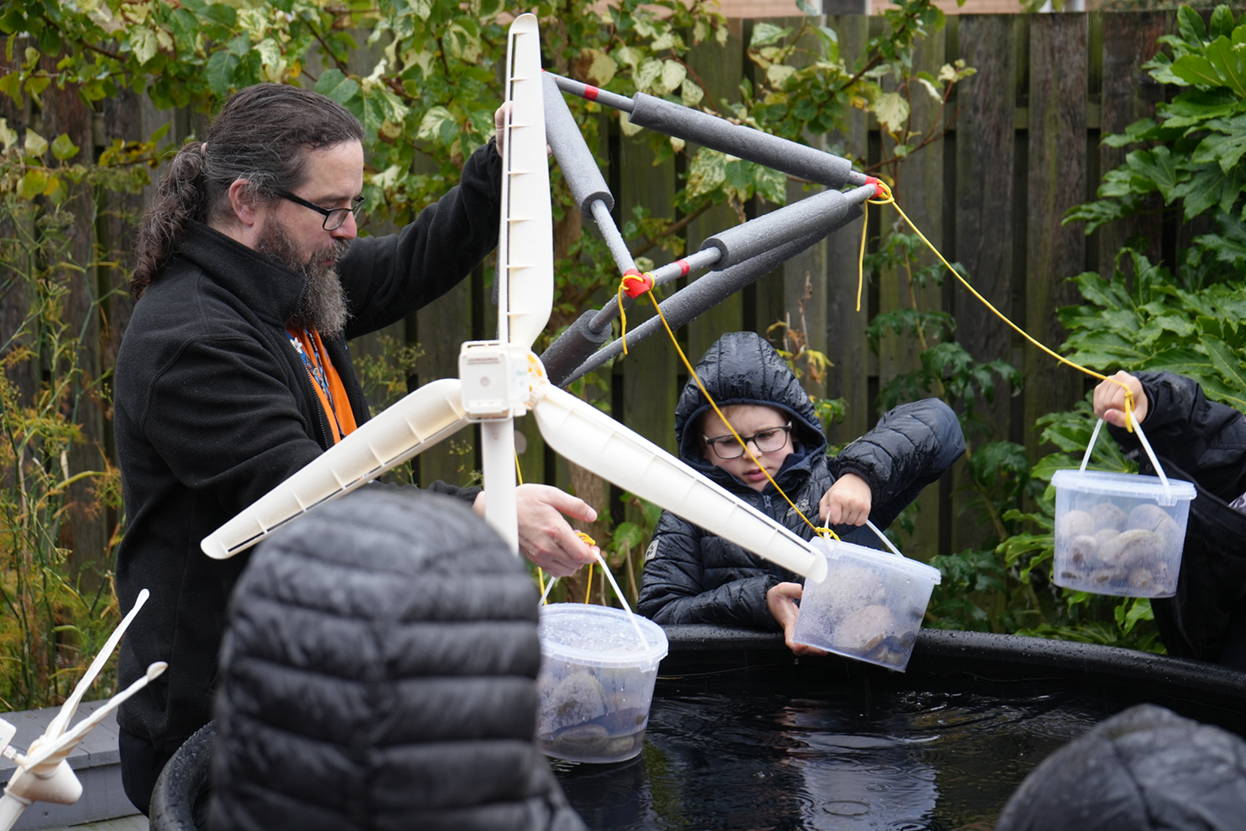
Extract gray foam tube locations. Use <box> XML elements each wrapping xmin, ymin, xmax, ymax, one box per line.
<box><xmin>628</xmin><ymin>93</ymin><xmax>868</xmax><ymax>188</ymax></box>
<box><xmin>544</xmin><ymin>73</ymin><xmax>614</xmax><ymax>218</ymax></box>
<box><xmin>552</xmin><ymin>74</ymin><xmax>634</xmax><ymax>112</ymax></box>
<box><xmin>587</xmin><ymin>246</ymin><xmax>724</xmax><ymax>334</ymax></box>
<box><xmin>541</xmin><ymin>310</ymin><xmax>614</xmax><ymax>388</ymax></box>
<box><xmin>557</xmin><ymin>203</ymin><xmax>862</xmax><ymax>387</ymax></box>
<box><xmin>591</xmin><ymin>199</ymin><xmax>637</xmax><ymax>276</ymax></box>
<box><xmin>702</xmin><ymin>188</ymin><xmax>854</xmax><ymax>270</ymax></box>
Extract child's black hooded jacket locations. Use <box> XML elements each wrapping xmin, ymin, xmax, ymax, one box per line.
<box><xmin>637</xmin><ymin>331</ymin><xmax>964</xmax><ymax>629</ymax></box>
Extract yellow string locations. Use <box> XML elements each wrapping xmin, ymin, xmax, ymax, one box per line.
<box><xmin>584</xmin><ymin>562</ymin><xmax>593</xmax><ymax>603</ymax></box>
<box><xmin>858</xmin><ymin>180</ymin><xmax>1136</xmax><ymax>431</ymax></box>
<box><xmin>617</xmin><ymin>282</ymin><xmax>631</xmax><ymax>356</ymax></box>
<box><xmin>624</xmin><ymin>279</ymin><xmax>839</xmax><ymax>543</ymax></box>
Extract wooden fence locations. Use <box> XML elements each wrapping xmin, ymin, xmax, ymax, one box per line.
<box><xmin>1</xmin><ymin>11</ymin><xmax>1184</xmax><ymax>571</ymax></box>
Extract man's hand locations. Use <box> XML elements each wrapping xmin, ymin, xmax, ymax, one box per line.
<box><xmin>767</xmin><ymin>582</ymin><xmax>826</xmax><ymax>656</ymax></box>
<box><xmin>1093</xmin><ymin>370</ymin><xmax>1147</xmax><ymax>429</ymax></box>
<box><xmin>473</xmin><ymin>484</ymin><xmax>599</xmax><ymax>577</ymax></box>
<box><xmin>494</xmin><ymin>103</ymin><xmax>508</xmax><ymax>156</ymax></box>
<box><xmin>819</xmin><ymin>472</ymin><xmax>872</xmax><ymax>527</ymax></box>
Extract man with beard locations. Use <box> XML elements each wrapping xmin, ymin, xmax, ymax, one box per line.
<box><xmin>113</xmin><ymin>83</ymin><xmax>599</xmax><ymax>814</ymax></box>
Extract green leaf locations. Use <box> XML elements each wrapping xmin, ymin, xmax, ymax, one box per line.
<box><xmin>1202</xmin><ymin>336</ymin><xmax>1246</xmax><ymax>393</ymax></box>
<box><xmin>796</xmin><ymin>0</ymin><xmax>818</xmax><ymax>14</ymax></box>
<box><xmin>874</xmin><ymin>91</ymin><xmax>910</xmax><ymax>134</ymax></box>
<box><xmin>200</xmin><ymin>3</ymin><xmax>237</xmax><ymax>28</ymax></box>
<box><xmin>750</xmin><ymin>22</ymin><xmax>791</xmax><ymax>49</ymax></box>
<box><xmin>1159</xmin><ymin>89</ymin><xmax>1239</xmax><ymax>129</ymax></box>
<box><xmin>1177</xmin><ymin>5</ymin><xmax>1208</xmax><ymax>48</ymax></box>
<box><xmin>416</xmin><ymin>105</ymin><xmax>457</xmax><ymax>142</ymax></box>
<box><xmin>50</xmin><ymin>133</ymin><xmax>78</xmax><ymax>161</ymax></box>
<box><xmin>0</xmin><ymin>72</ymin><xmax>20</xmax><ymax>107</ymax></box>
<box><xmin>17</xmin><ymin>169</ymin><xmax>48</xmax><ymax>200</ymax></box>
<box><xmin>1204</xmin><ymin>35</ymin><xmax>1246</xmax><ymax>96</ymax></box>
<box><xmin>130</xmin><ymin>27</ymin><xmax>159</xmax><ymax>66</ymax></box>
<box><xmin>206</xmin><ymin>50</ymin><xmax>239</xmax><ymax>98</ymax></box>
<box><xmin>1125</xmin><ymin>146</ymin><xmax>1181</xmax><ymax>200</ymax></box>
<box><xmin>685</xmin><ymin>147</ymin><xmax>727</xmax><ymax>199</ymax></box>
<box><xmin>1172</xmin><ymin>54</ymin><xmax>1224</xmax><ymax>89</ymax></box>
<box><xmin>1210</xmin><ymin>5</ymin><xmax>1236</xmax><ymax>40</ymax></box>
<box><xmin>316</xmin><ymin>69</ymin><xmax>361</xmax><ymax>108</ymax></box>
<box><xmin>754</xmin><ymin>165</ymin><xmax>786</xmax><ymax>204</ymax></box>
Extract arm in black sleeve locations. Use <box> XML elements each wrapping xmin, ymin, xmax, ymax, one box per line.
<box><xmin>833</xmin><ymin>398</ymin><xmax>965</xmax><ymax>530</ymax></box>
<box><xmin>339</xmin><ymin>140</ymin><xmax>504</xmax><ymax>335</ymax></box>
<box><xmin>1109</xmin><ymin>371</ymin><xmax>1246</xmax><ymax>501</ymax></box>
<box><xmin>637</xmin><ymin>510</ymin><xmax>780</xmax><ymax>629</ymax></box>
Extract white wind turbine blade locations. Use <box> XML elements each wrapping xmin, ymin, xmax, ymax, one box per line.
<box><xmin>533</xmin><ymin>386</ymin><xmax>828</xmax><ymax>582</ymax></box>
<box><xmin>19</xmin><ymin>663</ymin><xmax>167</xmax><ymax>778</ymax></box>
<box><xmin>43</xmin><ymin>589</ymin><xmax>150</xmax><ymax>743</ymax></box>
<box><xmin>498</xmin><ymin>12</ymin><xmax>553</xmax><ymax>351</ymax></box>
<box><xmin>201</xmin><ymin>379</ymin><xmax>468</xmax><ymax>559</ymax></box>
<box><xmin>473</xmin><ymin>13</ymin><xmax>551</xmax><ymax>552</ymax></box>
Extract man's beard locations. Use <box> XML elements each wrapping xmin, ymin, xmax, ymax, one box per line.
<box><xmin>256</xmin><ymin>221</ymin><xmax>351</xmax><ymax>337</ymax></box>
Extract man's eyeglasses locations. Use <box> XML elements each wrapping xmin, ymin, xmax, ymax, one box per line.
<box><xmin>703</xmin><ymin>423</ymin><xmax>792</xmax><ymax>460</ymax></box>
<box><xmin>274</xmin><ymin>188</ymin><xmax>365</xmax><ymax>231</ymax></box>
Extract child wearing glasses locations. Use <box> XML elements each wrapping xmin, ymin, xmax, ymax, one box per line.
<box><xmin>637</xmin><ymin>331</ymin><xmax>964</xmax><ymax>654</ymax></box>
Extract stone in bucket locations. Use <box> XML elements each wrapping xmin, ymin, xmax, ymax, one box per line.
<box><xmin>793</xmin><ymin>537</ymin><xmax>941</xmax><ymax>671</ymax></box>
<box><xmin>1052</xmin><ymin>469</ymin><xmax>1194</xmax><ymax>597</ymax></box>
<box><xmin>537</xmin><ymin>603</ymin><xmax>668</xmax><ymax>763</ymax></box>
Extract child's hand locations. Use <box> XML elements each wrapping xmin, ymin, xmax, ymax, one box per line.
<box><xmin>767</xmin><ymin>582</ymin><xmax>826</xmax><ymax>656</ymax></box>
<box><xmin>1093</xmin><ymin>370</ymin><xmax>1148</xmax><ymax>429</ymax></box>
<box><xmin>819</xmin><ymin>473</ymin><xmax>872</xmax><ymax>527</ymax></box>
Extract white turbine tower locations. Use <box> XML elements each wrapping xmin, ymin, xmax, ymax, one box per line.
<box><xmin>200</xmin><ymin>14</ymin><xmax>828</xmax><ymax>585</ymax></box>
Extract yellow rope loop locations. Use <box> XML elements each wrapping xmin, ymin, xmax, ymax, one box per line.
<box><xmin>859</xmin><ymin>181</ymin><xmax>1135</xmax><ymax>420</ymax></box>
<box><xmin>617</xmin><ymin>270</ymin><xmax>656</xmax><ymax>357</ymax></box>
<box><xmin>642</xmin><ymin>292</ymin><xmax>827</xmax><ymax>540</ymax></box>
<box><xmin>575</xmin><ymin>530</ymin><xmax>596</xmax><ymax>547</ymax></box>
<box><xmin>812</xmin><ymin>526</ymin><xmax>841</xmax><ymax>542</ymax></box>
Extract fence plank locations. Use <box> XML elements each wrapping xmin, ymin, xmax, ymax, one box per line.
<box><xmin>1097</xmin><ymin>11</ymin><xmax>1170</xmax><ymax>278</ymax></box>
<box><xmin>879</xmin><ymin>28</ymin><xmax>949</xmax><ymax>564</ymax></box>
<box><xmin>1025</xmin><ymin>14</ymin><xmax>1088</xmax><ymax>459</ymax></box>
<box><xmin>953</xmin><ymin>15</ymin><xmax>1020</xmax><ymax>555</ymax></box>
<box><xmin>823</xmin><ymin>14</ymin><xmax>872</xmax><ymax>451</ymax></box>
<box><xmin>686</xmin><ymin>18</ymin><xmax>747</xmax><ymax>362</ymax></box>
<box><xmin>771</xmin><ymin>16</ymin><xmax>830</xmax><ymax>404</ymax></box>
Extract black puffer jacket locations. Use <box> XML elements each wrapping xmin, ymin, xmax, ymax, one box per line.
<box><xmin>994</xmin><ymin>704</ymin><xmax>1246</xmax><ymax>831</ymax></box>
<box><xmin>1108</xmin><ymin>371</ymin><xmax>1246</xmax><ymax>667</ymax></box>
<box><xmin>114</xmin><ymin>141</ymin><xmax>501</xmax><ymax>753</ymax></box>
<box><xmin>637</xmin><ymin>331</ymin><xmax>964</xmax><ymax>628</ymax></box>
<box><xmin>210</xmin><ymin>489</ymin><xmax>587</xmax><ymax>831</ymax></box>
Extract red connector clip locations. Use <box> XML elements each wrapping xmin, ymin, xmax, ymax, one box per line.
<box><xmin>622</xmin><ymin>268</ymin><xmax>654</xmax><ymax>298</ymax></box>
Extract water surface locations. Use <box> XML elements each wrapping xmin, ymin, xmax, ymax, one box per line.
<box><xmin>554</xmin><ymin>672</ymin><xmax>1117</xmax><ymax>830</ymax></box>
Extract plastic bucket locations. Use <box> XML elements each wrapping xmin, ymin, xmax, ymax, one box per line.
<box><xmin>1052</xmin><ymin>468</ymin><xmax>1194</xmax><ymax>597</ymax></box>
<box><xmin>1051</xmin><ymin>416</ymin><xmax>1196</xmax><ymax>598</ymax></box>
<box><xmin>537</xmin><ymin>603</ymin><xmax>669</xmax><ymax>763</ymax></box>
<box><xmin>792</xmin><ymin>538</ymin><xmax>941</xmax><ymax>671</ymax></box>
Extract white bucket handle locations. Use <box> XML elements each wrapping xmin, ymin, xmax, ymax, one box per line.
<box><xmin>538</xmin><ymin>557</ymin><xmax>649</xmax><ymax>652</ymax></box>
<box><xmin>864</xmin><ymin>519</ymin><xmax>905</xmax><ymax>558</ymax></box>
<box><xmin>1080</xmin><ymin>413</ymin><xmax>1175</xmax><ymax>506</ymax></box>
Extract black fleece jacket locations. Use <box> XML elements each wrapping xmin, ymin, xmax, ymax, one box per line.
<box><xmin>114</xmin><ymin>142</ymin><xmax>502</xmax><ymax>753</ymax></box>
<box><xmin>637</xmin><ymin>331</ymin><xmax>964</xmax><ymax>628</ymax></box>
<box><xmin>1107</xmin><ymin>371</ymin><xmax>1246</xmax><ymax>666</ymax></box>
